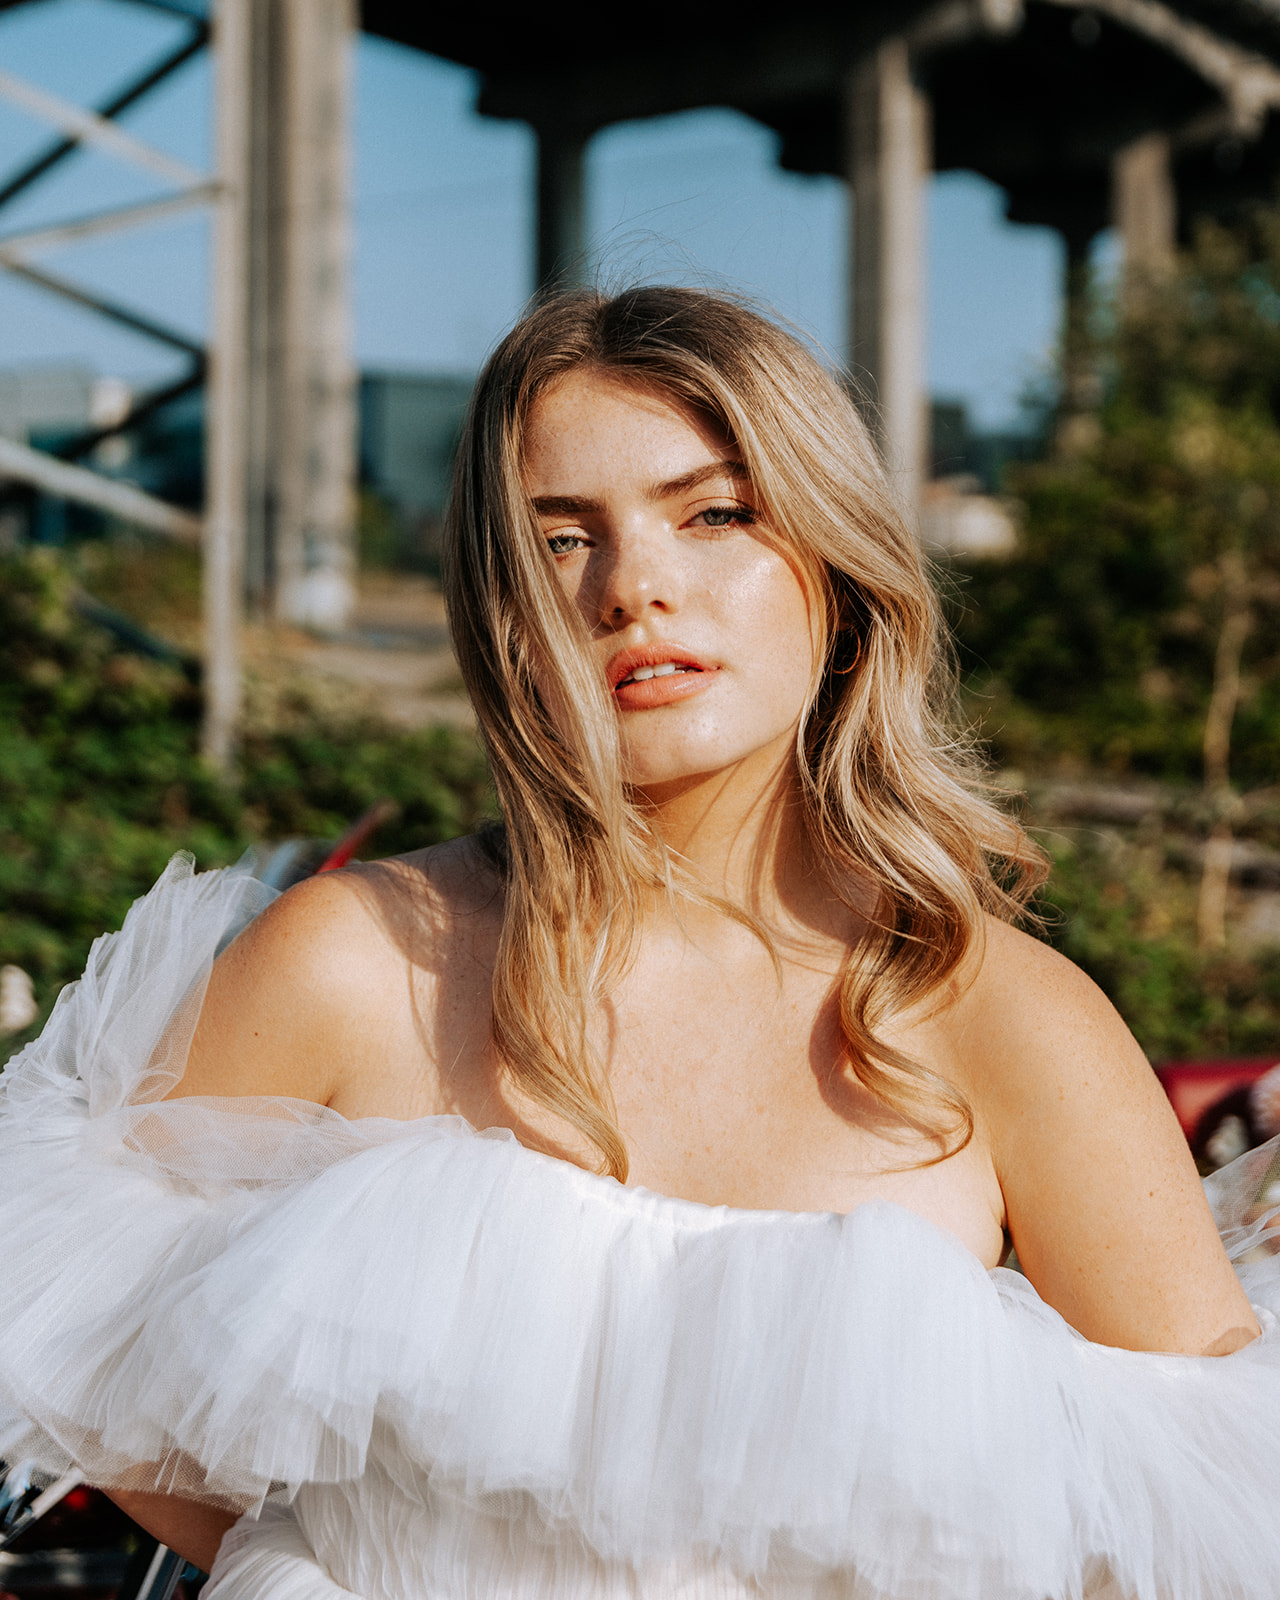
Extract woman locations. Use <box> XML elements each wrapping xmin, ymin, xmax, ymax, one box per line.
<box><xmin>1</xmin><ymin>286</ymin><xmax>1278</xmax><ymax>1600</ymax></box>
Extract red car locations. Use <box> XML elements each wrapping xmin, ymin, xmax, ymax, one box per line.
<box><xmin>1155</xmin><ymin>1058</ymin><xmax>1280</xmax><ymax>1169</ymax></box>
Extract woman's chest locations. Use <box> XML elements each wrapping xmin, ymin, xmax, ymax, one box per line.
<box><xmin>346</xmin><ymin>933</ymin><xmax>1006</xmax><ymax>1268</ymax></box>
<box><xmin>599</xmin><ymin>953</ymin><xmax>1006</xmax><ymax>1265</ymax></box>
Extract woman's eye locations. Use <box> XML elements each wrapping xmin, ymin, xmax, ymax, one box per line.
<box><xmin>547</xmin><ymin>532</ymin><xmax>587</xmax><ymax>555</ymax></box>
<box><xmin>692</xmin><ymin>504</ymin><xmax>757</xmax><ymax>529</ymax></box>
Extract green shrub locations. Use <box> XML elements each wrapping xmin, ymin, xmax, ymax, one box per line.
<box><xmin>0</xmin><ymin>549</ymin><xmax>493</xmax><ymax>1057</ymax></box>
<box><xmin>1034</xmin><ymin>822</ymin><xmax>1280</xmax><ymax>1060</ymax></box>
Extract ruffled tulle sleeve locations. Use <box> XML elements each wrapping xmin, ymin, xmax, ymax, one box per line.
<box><xmin>0</xmin><ymin>855</ymin><xmax>413</xmax><ymax>1507</ymax></box>
<box><xmin>207</xmin><ymin>1507</ymin><xmax>359</xmax><ymax>1599</ymax></box>
<box><xmin>7</xmin><ymin>858</ymin><xmax>1280</xmax><ymax>1600</ymax></box>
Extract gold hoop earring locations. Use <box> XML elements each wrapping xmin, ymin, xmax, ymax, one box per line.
<box><xmin>832</xmin><ymin>633</ymin><xmax>863</xmax><ymax>675</ymax></box>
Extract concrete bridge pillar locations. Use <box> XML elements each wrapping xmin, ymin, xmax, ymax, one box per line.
<box><xmin>535</xmin><ymin>125</ymin><xmax>589</xmax><ymax>292</ymax></box>
<box><xmin>215</xmin><ymin>0</ymin><xmax>356</xmax><ymax>637</ymax></box>
<box><xmin>846</xmin><ymin>37</ymin><xmax>931</xmax><ymax>517</ymax></box>
<box><xmin>274</xmin><ymin>0</ymin><xmax>358</xmax><ymax>633</ymax></box>
<box><xmin>1113</xmin><ymin>130</ymin><xmax>1176</xmax><ymax>304</ymax></box>
<box><xmin>1055</xmin><ymin>229</ymin><xmax>1104</xmax><ymax>454</ymax></box>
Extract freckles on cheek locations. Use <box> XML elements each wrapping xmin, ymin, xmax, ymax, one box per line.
<box><xmin>703</xmin><ymin>547</ymin><xmax>791</xmax><ymax>611</ymax></box>
<box><xmin>737</xmin><ymin>558</ymin><xmax>817</xmax><ymax>658</ymax></box>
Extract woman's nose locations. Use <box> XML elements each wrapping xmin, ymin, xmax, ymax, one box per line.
<box><xmin>594</xmin><ymin>526</ymin><xmax>683</xmax><ymax>629</ymax></box>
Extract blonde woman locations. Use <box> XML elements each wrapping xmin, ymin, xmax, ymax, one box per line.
<box><xmin>2</xmin><ymin>286</ymin><xmax>1279</xmax><ymax>1600</ymax></box>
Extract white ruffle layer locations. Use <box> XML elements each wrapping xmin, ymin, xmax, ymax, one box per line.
<box><xmin>2</xmin><ymin>857</ymin><xmax>1280</xmax><ymax>1599</ymax></box>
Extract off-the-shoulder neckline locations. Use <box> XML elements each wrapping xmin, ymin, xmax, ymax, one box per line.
<box><xmin>161</xmin><ymin>1093</ymin><xmax>990</xmax><ymax>1259</ymax></box>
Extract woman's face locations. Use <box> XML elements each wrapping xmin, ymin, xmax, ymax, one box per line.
<box><xmin>523</xmin><ymin>367</ymin><xmax>817</xmax><ymax>795</ymax></box>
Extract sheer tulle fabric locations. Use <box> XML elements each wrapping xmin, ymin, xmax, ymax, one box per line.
<box><xmin>2</xmin><ymin>857</ymin><xmax>1280</xmax><ymax>1599</ymax></box>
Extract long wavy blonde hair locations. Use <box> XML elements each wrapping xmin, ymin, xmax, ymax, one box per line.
<box><xmin>443</xmin><ymin>285</ymin><xmax>1045</xmax><ymax>1180</ymax></box>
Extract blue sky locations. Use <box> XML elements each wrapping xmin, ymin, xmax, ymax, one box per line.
<box><xmin>0</xmin><ymin>0</ymin><xmax>1069</xmax><ymax>431</ymax></box>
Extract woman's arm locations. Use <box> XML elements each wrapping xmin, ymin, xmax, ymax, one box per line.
<box><xmin>105</xmin><ymin>1491</ymin><xmax>237</xmax><ymax>1574</ymax></box>
<box><xmin>105</xmin><ymin>1497</ymin><xmax>362</xmax><ymax>1597</ymax></box>
<box><xmin>958</xmin><ymin>918</ymin><xmax>1259</xmax><ymax>1355</ymax></box>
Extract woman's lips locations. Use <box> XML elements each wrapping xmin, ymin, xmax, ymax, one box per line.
<box><xmin>613</xmin><ymin>663</ymin><xmax>717</xmax><ymax>711</ymax></box>
<box><xmin>607</xmin><ymin>644</ymin><xmax>718</xmax><ymax>710</ymax></box>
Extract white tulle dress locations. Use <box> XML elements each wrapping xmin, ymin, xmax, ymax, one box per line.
<box><xmin>3</xmin><ymin>857</ymin><xmax>1280</xmax><ymax>1600</ymax></box>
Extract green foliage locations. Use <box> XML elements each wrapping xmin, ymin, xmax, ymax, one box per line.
<box><xmin>0</xmin><ymin>549</ymin><xmax>493</xmax><ymax>1053</ymax></box>
<box><xmin>953</xmin><ymin>218</ymin><xmax>1280</xmax><ymax>784</ymax></box>
<box><xmin>1035</xmin><ymin>820</ymin><xmax>1280</xmax><ymax>1060</ymax></box>
<box><xmin>357</xmin><ymin>489</ymin><xmax>407</xmax><ymax>572</ymax></box>
<box><xmin>76</xmin><ymin>534</ymin><xmax>205</xmax><ymax>641</ymax></box>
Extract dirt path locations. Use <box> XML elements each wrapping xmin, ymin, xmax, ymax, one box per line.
<box><xmin>267</xmin><ymin>574</ymin><xmax>473</xmax><ymax>729</ymax></box>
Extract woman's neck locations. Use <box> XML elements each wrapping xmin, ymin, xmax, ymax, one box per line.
<box><xmin>635</xmin><ymin>752</ymin><xmax>858</xmax><ymax>948</ymax></box>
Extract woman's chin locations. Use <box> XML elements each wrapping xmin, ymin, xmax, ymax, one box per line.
<box><xmin>625</xmin><ymin>765</ymin><xmax>717</xmax><ymax>804</ymax></box>
<box><xmin>623</xmin><ymin>752</ymin><xmax>782</xmax><ymax>807</ymax></box>
<box><xmin>622</xmin><ymin>725</ymin><xmax>801</xmax><ymax>803</ymax></box>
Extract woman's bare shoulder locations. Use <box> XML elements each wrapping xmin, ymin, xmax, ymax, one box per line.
<box><xmin>943</xmin><ymin>916</ymin><xmax>1255</xmax><ymax>1353</ymax></box>
<box><xmin>948</xmin><ymin>915</ymin><xmax>1146</xmax><ymax>1090</ymax></box>
<box><xmin>945</xmin><ymin>913</ymin><xmax>1184</xmax><ymax>1181</ymax></box>
<box><xmin>171</xmin><ymin>835</ymin><xmax>504</xmax><ymax>1109</ymax></box>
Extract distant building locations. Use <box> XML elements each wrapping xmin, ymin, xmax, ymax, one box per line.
<box><xmin>0</xmin><ymin>365</ymin><xmax>106</xmax><ymax>546</ymax></box>
<box><xmin>924</xmin><ymin>398</ymin><xmax>1038</xmax><ymax>560</ymax></box>
<box><xmin>921</xmin><ymin>477</ymin><xmax>1019</xmax><ymax>560</ymax></box>
<box><xmin>0</xmin><ymin>366</ymin><xmax>1046</xmax><ymax>566</ymax></box>
<box><xmin>0</xmin><ymin>365</ymin><xmax>135</xmax><ymax>446</ymax></box>
<box><xmin>126</xmin><ymin>389</ymin><xmax>204</xmax><ymax>511</ymax></box>
<box><xmin>929</xmin><ymin>398</ymin><xmax>1041</xmax><ymax>494</ymax></box>
<box><xmin>0</xmin><ymin>365</ymin><xmax>95</xmax><ymax>443</ymax></box>
<box><xmin>0</xmin><ymin>366</ymin><xmax>475</xmax><ymax>569</ymax></box>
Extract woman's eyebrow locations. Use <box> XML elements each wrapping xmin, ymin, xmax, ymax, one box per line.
<box><xmin>529</xmin><ymin>460</ymin><xmax>749</xmax><ymax>519</ymax></box>
<box><xmin>649</xmin><ymin>459</ymin><xmax>749</xmax><ymax>499</ymax></box>
<box><xmin>531</xmin><ymin>493</ymin><xmax>603</xmax><ymax>516</ymax></box>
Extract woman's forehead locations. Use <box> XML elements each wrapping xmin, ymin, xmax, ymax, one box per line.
<box><xmin>522</xmin><ymin>369</ymin><xmax>739</xmax><ymax>492</ymax></box>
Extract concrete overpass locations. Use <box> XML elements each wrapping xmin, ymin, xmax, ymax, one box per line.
<box><xmin>365</xmin><ymin>0</ymin><xmax>1280</xmax><ymax>492</ymax></box>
